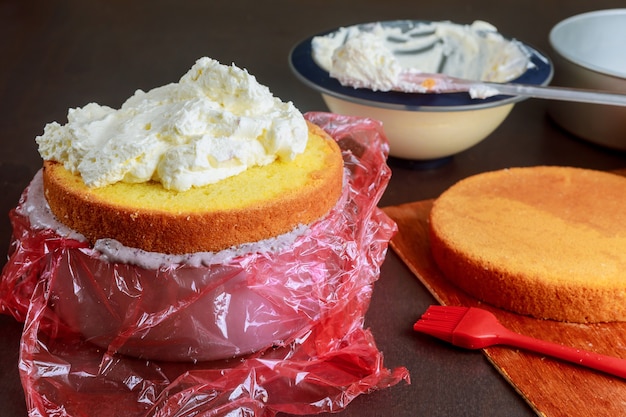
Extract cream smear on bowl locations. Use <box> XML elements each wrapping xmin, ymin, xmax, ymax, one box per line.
<box><xmin>311</xmin><ymin>20</ymin><xmax>531</xmax><ymax>92</ymax></box>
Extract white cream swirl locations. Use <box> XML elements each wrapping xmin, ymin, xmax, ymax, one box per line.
<box><xmin>36</xmin><ymin>57</ymin><xmax>308</xmax><ymax>191</ymax></box>
<box><xmin>312</xmin><ymin>20</ymin><xmax>531</xmax><ymax>91</ymax></box>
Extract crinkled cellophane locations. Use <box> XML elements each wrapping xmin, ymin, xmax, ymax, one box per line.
<box><xmin>0</xmin><ymin>112</ymin><xmax>409</xmax><ymax>417</ymax></box>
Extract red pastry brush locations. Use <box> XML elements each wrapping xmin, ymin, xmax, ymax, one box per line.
<box><xmin>413</xmin><ymin>305</ymin><xmax>626</xmax><ymax>379</ymax></box>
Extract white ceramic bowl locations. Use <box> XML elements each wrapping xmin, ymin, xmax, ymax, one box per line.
<box><xmin>548</xmin><ymin>9</ymin><xmax>626</xmax><ymax>150</ymax></box>
<box><xmin>290</xmin><ymin>20</ymin><xmax>553</xmax><ymax>162</ymax></box>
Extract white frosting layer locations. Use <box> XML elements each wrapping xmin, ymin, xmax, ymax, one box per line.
<box><xmin>18</xmin><ymin>170</ymin><xmax>320</xmax><ymax>269</ymax></box>
<box><xmin>36</xmin><ymin>57</ymin><xmax>308</xmax><ymax>191</ymax></box>
<box><xmin>312</xmin><ymin>20</ymin><xmax>531</xmax><ymax>91</ymax></box>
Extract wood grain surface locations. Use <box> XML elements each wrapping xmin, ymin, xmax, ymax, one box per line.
<box><xmin>383</xmin><ymin>201</ymin><xmax>626</xmax><ymax>417</ymax></box>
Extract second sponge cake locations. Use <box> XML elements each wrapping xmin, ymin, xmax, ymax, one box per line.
<box><xmin>429</xmin><ymin>166</ymin><xmax>626</xmax><ymax>323</ymax></box>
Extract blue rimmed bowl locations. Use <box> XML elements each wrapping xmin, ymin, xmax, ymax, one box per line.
<box><xmin>290</xmin><ymin>20</ymin><xmax>553</xmax><ymax>162</ymax></box>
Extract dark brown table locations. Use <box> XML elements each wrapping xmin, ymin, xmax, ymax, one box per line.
<box><xmin>2</xmin><ymin>1</ymin><xmax>625</xmax><ymax>416</ymax></box>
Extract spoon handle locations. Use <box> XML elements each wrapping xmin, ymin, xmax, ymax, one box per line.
<box><xmin>397</xmin><ymin>72</ymin><xmax>626</xmax><ymax>106</ymax></box>
<box><xmin>483</xmin><ymin>81</ymin><xmax>626</xmax><ymax>106</ymax></box>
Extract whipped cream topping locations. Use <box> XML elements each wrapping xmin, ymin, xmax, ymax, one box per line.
<box><xmin>36</xmin><ymin>57</ymin><xmax>308</xmax><ymax>191</ymax></box>
<box><xmin>312</xmin><ymin>20</ymin><xmax>531</xmax><ymax>92</ymax></box>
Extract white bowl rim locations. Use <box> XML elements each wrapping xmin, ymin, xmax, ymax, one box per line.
<box><xmin>549</xmin><ymin>8</ymin><xmax>626</xmax><ymax>79</ymax></box>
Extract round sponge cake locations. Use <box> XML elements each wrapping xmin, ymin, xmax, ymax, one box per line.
<box><xmin>42</xmin><ymin>122</ymin><xmax>344</xmax><ymax>254</ymax></box>
<box><xmin>429</xmin><ymin>166</ymin><xmax>626</xmax><ymax>323</ymax></box>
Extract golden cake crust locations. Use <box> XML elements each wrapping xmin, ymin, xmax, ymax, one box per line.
<box><xmin>429</xmin><ymin>166</ymin><xmax>626</xmax><ymax>323</ymax></box>
<box><xmin>42</xmin><ymin>122</ymin><xmax>344</xmax><ymax>254</ymax></box>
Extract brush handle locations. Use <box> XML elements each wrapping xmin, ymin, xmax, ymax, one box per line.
<box><xmin>481</xmin><ymin>82</ymin><xmax>626</xmax><ymax>106</ymax></box>
<box><xmin>498</xmin><ymin>329</ymin><xmax>626</xmax><ymax>379</ymax></box>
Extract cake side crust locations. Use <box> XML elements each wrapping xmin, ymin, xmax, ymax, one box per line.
<box><xmin>429</xmin><ymin>166</ymin><xmax>626</xmax><ymax>323</ymax></box>
<box><xmin>42</xmin><ymin>122</ymin><xmax>344</xmax><ymax>254</ymax></box>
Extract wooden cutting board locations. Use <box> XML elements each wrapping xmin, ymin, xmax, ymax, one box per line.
<box><xmin>382</xmin><ymin>201</ymin><xmax>626</xmax><ymax>417</ymax></box>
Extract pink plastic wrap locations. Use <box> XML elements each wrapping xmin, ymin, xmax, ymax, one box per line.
<box><xmin>0</xmin><ymin>112</ymin><xmax>409</xmax><ymax>417</ymax></box>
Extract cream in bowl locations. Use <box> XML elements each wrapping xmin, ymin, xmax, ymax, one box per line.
<box><xmin>290</xmin><ymin>20</ymin><xmax>553</xmax><ymax>162</ymax></box>
<box><xmin>312</xmin><ymin>20</ymin><xmax>530</xmax><ymax>92</ymax></box>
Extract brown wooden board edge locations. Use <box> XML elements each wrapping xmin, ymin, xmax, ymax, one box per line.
<box><xmin>382</xmin><ymin>196</ymin><xmax>626</xmax><ymax>417</ymax></box>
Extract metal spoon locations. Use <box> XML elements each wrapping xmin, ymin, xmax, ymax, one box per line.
<box><xmin>342</xmin><ymin>71</ymin><xmax>626</xmax><ymax>106</ymax></box>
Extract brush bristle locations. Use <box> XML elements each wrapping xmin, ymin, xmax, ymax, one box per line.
<box><xmin>413</xmin><ymin>305</ymin><xmax>470</xmax><ymax>343</ymax></box>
